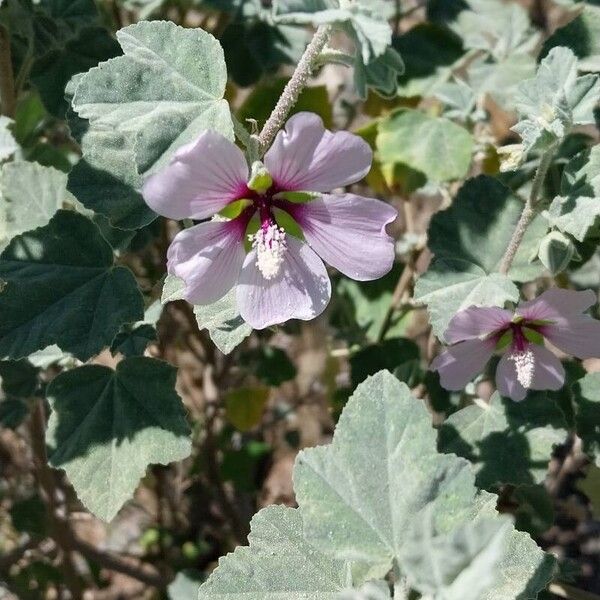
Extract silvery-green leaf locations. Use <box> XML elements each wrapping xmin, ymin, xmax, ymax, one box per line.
<box><xmin>467</xmin><ymin>53</ymin><xmax>536</xmax><ymax>111</ymax></box>
<box><xmin>513</xmin><ymin>47</ymin><xmax>600</xmax><ymax>151</ymax></box>
<box><xmin>561</xmin><ymin>145</ymin><xmax>600</xmax><ymax>198</ymax></box>
<box><xmin>439</xmin><ymin>392</ymin><xmax>569</xmax><ymax>489</ymax></box>
<box><xmin>0</xmin><ymin>117</ymin><xmax>18</xmax><ymax>162</ymax></box>
<box><xmin>538</xmin><ymin>231</ymin><xmax>576</xmax><ymax>274</ymax></box>
<box><xmin>434</xmin><ymin>79</ymin><xmax>479</xmax><ymax>121</ymax></box>
<box><xmin>573</xmin><ymin>373</ymin><xmax>600</xmax><ymax>466</ymax></box>
<box><xmin>71</xmin><ymin>21</ymin><xmax>233</xmax><ymax>177</ymax></box>
<box><xmin>545</xmin><ymin>196</ymin><xmax>600</xmax><ymax>242</ymax></box>
<box><xmin>376</xmin><ymin>109</ymin><xmax>474</xmax><ymax>183</ymax></box>
<box><xmin>46</xmin><ymin>357</ymin><xmax>191</xmax><ymax>521</ymax></box>
<box><xmin>197</xmin><ymin>505</ymin><xmax>360</xmax><ymax>599</ymax></box>
<box><xmin>0</xmin><ymin>210</ymin><xmax>144</xmax><ymax>361</ymax></box>
<box><xmin>294</xmin><ymin>371</ymin><xmax>556</xmax><ymax>599</ymax></box>
<box><xmin>426</xmin><ymin>175</ymin><xmax>546</xmax><ymax>282</ymax></box>
<box><xmin>400</xmin><ymin>509</ymin><xmax>513</xmax><ymax>600</ymax></box>
<box><xmin>0</xmin><ymin>161</ymin><xmax>78</xmax><ymax>251</ymax></box>
<box><xmin>452</xmin><ymin>0</ymin><xmax>536</xmax><ymax>60</ymax></box>
<box><xmin>413</xmin><ymin>258</ymin><xmax>519</xmax><ymax>340</ymax></box>
<box><xmin>162</xmin><ymin>275</ymin><xmax>251</xmax><ymax>355</ymax></box>
<box><xmin>337</xmin><ymin>581</ymin><xmax>391</xmax><ymax>600</ymax></box>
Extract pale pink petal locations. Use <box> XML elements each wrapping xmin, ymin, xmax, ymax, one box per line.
<box><xmin>143</xmin><ymin>131</ymin><xmax>249</xmax><ymax>220</ymax></box>
<box><xmin>517</xmin><ymin>288</ymin><xmax>597</xmax><ymax>321</ymax></box>
<box><xmin>281</xmin><ymin>194</ymin><xmax>397</xmax><ymax>281</ymax></box>
<box><xmin>495</xmin><ymin>353</ymin><xmax>527</xmax><ymax>401</ymax></box>
<box><xmin>264</xmin><ymin>112</ymin><xmax>372</xmax><ymax>192</ymax></box>
<box><xmin>444</xmin><ymin>306</ymin><xmax>513</xmax><ymax>344</ymax></box>
<box><xmin>430</xmin><ymin>338</ymin><xmax>496</xmax><ymax>391</ymax></box>
<box><xmin>236</xmin><ymin>235</ymin><xmax>332</xmax><ymax>330</ymax></box>
<box><xmin>167</xmin><ymin>219</ymin><xmax>247</xmax><ymax>305</ymax></box>
<box><xmin>530</xmin><ymin>345</ymin><xmax>565</xmax><ymax>391</ymax></box>
<box><xmin>542</xmin><ymin>315</ymin><xmax>600</xmax><ymax>359</ymax></box>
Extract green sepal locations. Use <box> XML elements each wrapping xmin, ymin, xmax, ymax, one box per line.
<box><xmin>495</xmin><ymin>330</ymin><xmax>513</xmax><ymax>351</ymax></box>
<box><xmin>219</xmin><ymin>199</ymin><xmax>253</xmax><ymax>220</ymax></box>
<box><xmin>523</xmin><ymin>327</ymin><xmax>545</xmax><ymax>346</ymax></box>
<box><xmin>247</xmin><ymin>162</ymin><xmax>273</xmax><ymax>193</ymax></box>
<box><xmin>274</xmin><ymin>190</ymin><xmax>320</xmax><ymax>204</ymax></box>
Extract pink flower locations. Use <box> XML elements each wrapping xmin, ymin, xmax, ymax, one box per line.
<box><xmin>431</xmin><ymin>289</ymin><xmax>600</xmax><ymax>401</ymax></box>
<box><xmin>143</xmin><ymin>113</ymin><xmax>397</xmax><ymax>329</ymax></box>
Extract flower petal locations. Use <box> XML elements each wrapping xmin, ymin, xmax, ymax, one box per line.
<box><xmin>530</xmin><ymin>345</ymin><xmax>565</xmax><ymax>391</ymax></box>
<box><xmin>282</xmin><ymin>194</ymin><xmax>397</xmax><ymax>280</ymax></box>
<box><xmin>495</xmin><ymin>354</ymin><xmax>527</xmax><ymax>401</ymax></box>
<box><xmin>542</xmin><ymin>315</ymin><xmax>600</xmax><ymax>359</ymax></box>
<box><xmin>517</xmin><ymin>288</ymin><xmax>597</xmax><ymax>321</ymax></box>
<box><xmin>167</xmin><ymin>219</ymin><xmax>246</xmax><ymax>305</ymax></box>
<box><xmin>430</xmin><ymin>338</ymin><xmax>496</xmax><ymax>391</ymax></box>
<box><xmin>236</xmin><ymin>235</ymin><xmax>332</xmax><ymax>329</ymax></box>
<box><xmin>143</xmin><ymin>130</ymin><xmax>248</xmax><ymax>220</ymax></box>
<box><xmin>264</xmin><ymin>112</ymin><xmax>372</xmax><ymax>192</ymax></box>
<box><xmin>444</xmin><ymin>306</ymin><xmax>513</xmax><ymax>344</ymax></box>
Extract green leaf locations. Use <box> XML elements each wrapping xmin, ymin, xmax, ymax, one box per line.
<box><xmin>0</xmin><ymin>161</ymin><xmax>79</xmax><ymax>251</ymax></box>
<box><xmin>197</xmin><ymin>505</ymin><xmax>359</xmax><ymax>599</ymax></box>
<box><xmin>0</xmin><ymin>359</ymin><xmax>38</xmax><ymax>397</ymax></box>
<box><xmin>0</xmin><ymin>210</ymin><xmax>144</xmax><ymax>361</ymax></box>
<box><xmin>426</xmin><ymin>175</ymin><xmax>546</xmax><ymax>281</ymax></box>
<box><xmin>414</xmin><ymin>258</ymin><xmax>519</xmax><ymax>340</ymax></box>
<box><xmin>168</xmin><ymin>570</ymin><xmax>203</xmax><ymax>600</ymax></box>
<box><xmin>572</xmin><ymin>373</ymin><xmax>600</xmax><ymax>466</ymax></box>
<box><xmin>350</xmin><ymin>337</ymin><xmax>420</xmax><ymax>388</ymax></box>
<box><xmin>67</xmin><ymin>141</ymin><xmax>156</xmax><ymax>231</ymax></box>
<box><xmin>162</xmin><ymin>275</ymin><xmax>252</xmax><ymax>355</ymax></box>
<box><xmin>274</xmin><ymin>0</ymin><xmax>398</xmax><ymax>98</ymax></box>
<box><xmin>0</xmin><ymin>397</ymin><xmax>29</xmax><ymax>429</ymax></box>
<box><xmin>394</xmin><ymin>23</ymin><xmax>465</xmax><ymax>98</ymax></box>
<box><xmin>513</xmin><ymin>47</ymin><xmax>600</xmax><ymax>152</ymax></box>
<box><xmin>71</xmin><ymin>20</ymin><xmax>234</xmax><ymax>177</ymax></box>
<box><xmin>400</xmin><ymin>510</ymin><xmax>513</xmax><ymax>600</ymax></box>
<box><xmin>452</xmin><ymin>0</ymin><xmax>536</xmax><ymax>60</ymax></box>
<box><xmin>541</xmin><ymin>3</ymin><xmax>600</xmax><ymax>70</ymax></box>
<box><xmin>537</xmin><ymin>231</ymin><xmax>576</xmax><ymax>274</ymax></box>
<box><xmin>46</xmin><ymin>357</ymin><xmax>192</xmax><ymax>521</ymax></box>
<box><xmin>239</xmin><ymin>346</ymin><xmax>296</xmax><ymax>386</ymax></box>
<box><xmin>294</xmin><ymin>371</ymin><xmax>556</xmax><ymax>599</ymax></box>
<box><xmin>225</xmin><ymin>387</ymin><xmax>269</xmax><ymax>432</ymax></box>
<box><xmin>439</xmin><ymin>392</ymin><xmax>569</xmax><ymax>489</ymax></box>
<box><xmin>376</xmin><ymin>109</ymin><xmax>474</xmax><ymax>183</ymax></box>
<box><xmin>110</xmin><ymin>324</ymin><xmax>157</xmax><ymax>358</ymax></box>
<box><xmin>238</xmin><ymin>77</ymin><xmax>333</xmax><ymax>129</ymax></box>
<box><xmin>335</xmin><ymin>264</ymin><xmax>410</xmax><ymax>343</ymax></box>
<box><xmin>30</xmin><ymin>26</ymin><xmax>120</xmax><ymax>117</ymax></box>
<box><xmin>544</xmin><ymin>146</ymin><xmax>600</xmax><ymax>242</ymax></box>
<box><xmin>0</xmin><ymin>117</ymin><xmax>18</xmax><ymax>161</ymax></box>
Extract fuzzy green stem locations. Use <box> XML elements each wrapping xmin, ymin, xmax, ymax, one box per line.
<box><xmin>498</xmin><ymin>146</ymin><xmax>556</xmax><ymax>275</ymax></box>
<box><xmin>258</xmin><ymin>25</ymin><xmax>331</xmax><ymax>154</ymax></box>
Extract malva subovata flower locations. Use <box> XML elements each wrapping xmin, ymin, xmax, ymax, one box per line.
<box><xmin>142</xmin><ymin>112</ymin><xmax>397</xmax><ymax>329</ymax></box>
<box><xmin>431</xmin><ymin>288</ymin><xmax>600</xmax><ymax>401</ymax></box>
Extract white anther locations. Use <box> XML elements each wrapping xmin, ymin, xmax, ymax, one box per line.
<box><xmin>509</xmin><ymin>349</ymin><xmax>535</xmax><ymax>389</ymax></box>
<box><xmin>251</xmin><ymin>224</ymin><xmax>286</xmax><ymax>280</ymax></box>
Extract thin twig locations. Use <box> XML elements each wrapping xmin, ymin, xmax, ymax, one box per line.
<box><xmin>0</xmin><ymin>24</ymin><xmax>17</xmax><ymax>118</ymax></box>
<box><xmin>68</xmin><ymin>536</ymin><xmax>168</xmax><ymax>588</ymax></box>
<box><xmin>258</xmin><ymin>25</ymin><xmax>331</xmax><ymax>153</ymax></box>
<box><xmin>29</xmin><ymin>399</ymin><xmax>86</xmax><ymax>597</ymax></box>
<box><xmin>499</xmin><ymin>147</ymin><xmax>556</xmax><ymax>275</ymax></box>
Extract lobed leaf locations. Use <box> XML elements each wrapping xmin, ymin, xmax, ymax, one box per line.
<box><xmin>46</xmin><ymin>357</ymin><xmax>191</xmax><ymax>521</ymax></box>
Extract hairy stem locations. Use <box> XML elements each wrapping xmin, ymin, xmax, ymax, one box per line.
<box><xmin>258</xmin><ymin>25</ymin><xmax>331</xmax><ymax>153</ymax></box>
<box><xmin>0</xmin><ymin>24</ymin><xmax>16</xmax><ymax>118</ymax></box>
<box><xmin>498</xmin><ymin>147</ymin><xmax>556</xmax><ymax>275</ymax></box>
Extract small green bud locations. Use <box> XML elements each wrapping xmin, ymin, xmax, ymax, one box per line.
<box><xmin>247</xmin><ymin>162</ymin><xmax>273</xmax><ymax>194</ymax></box>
